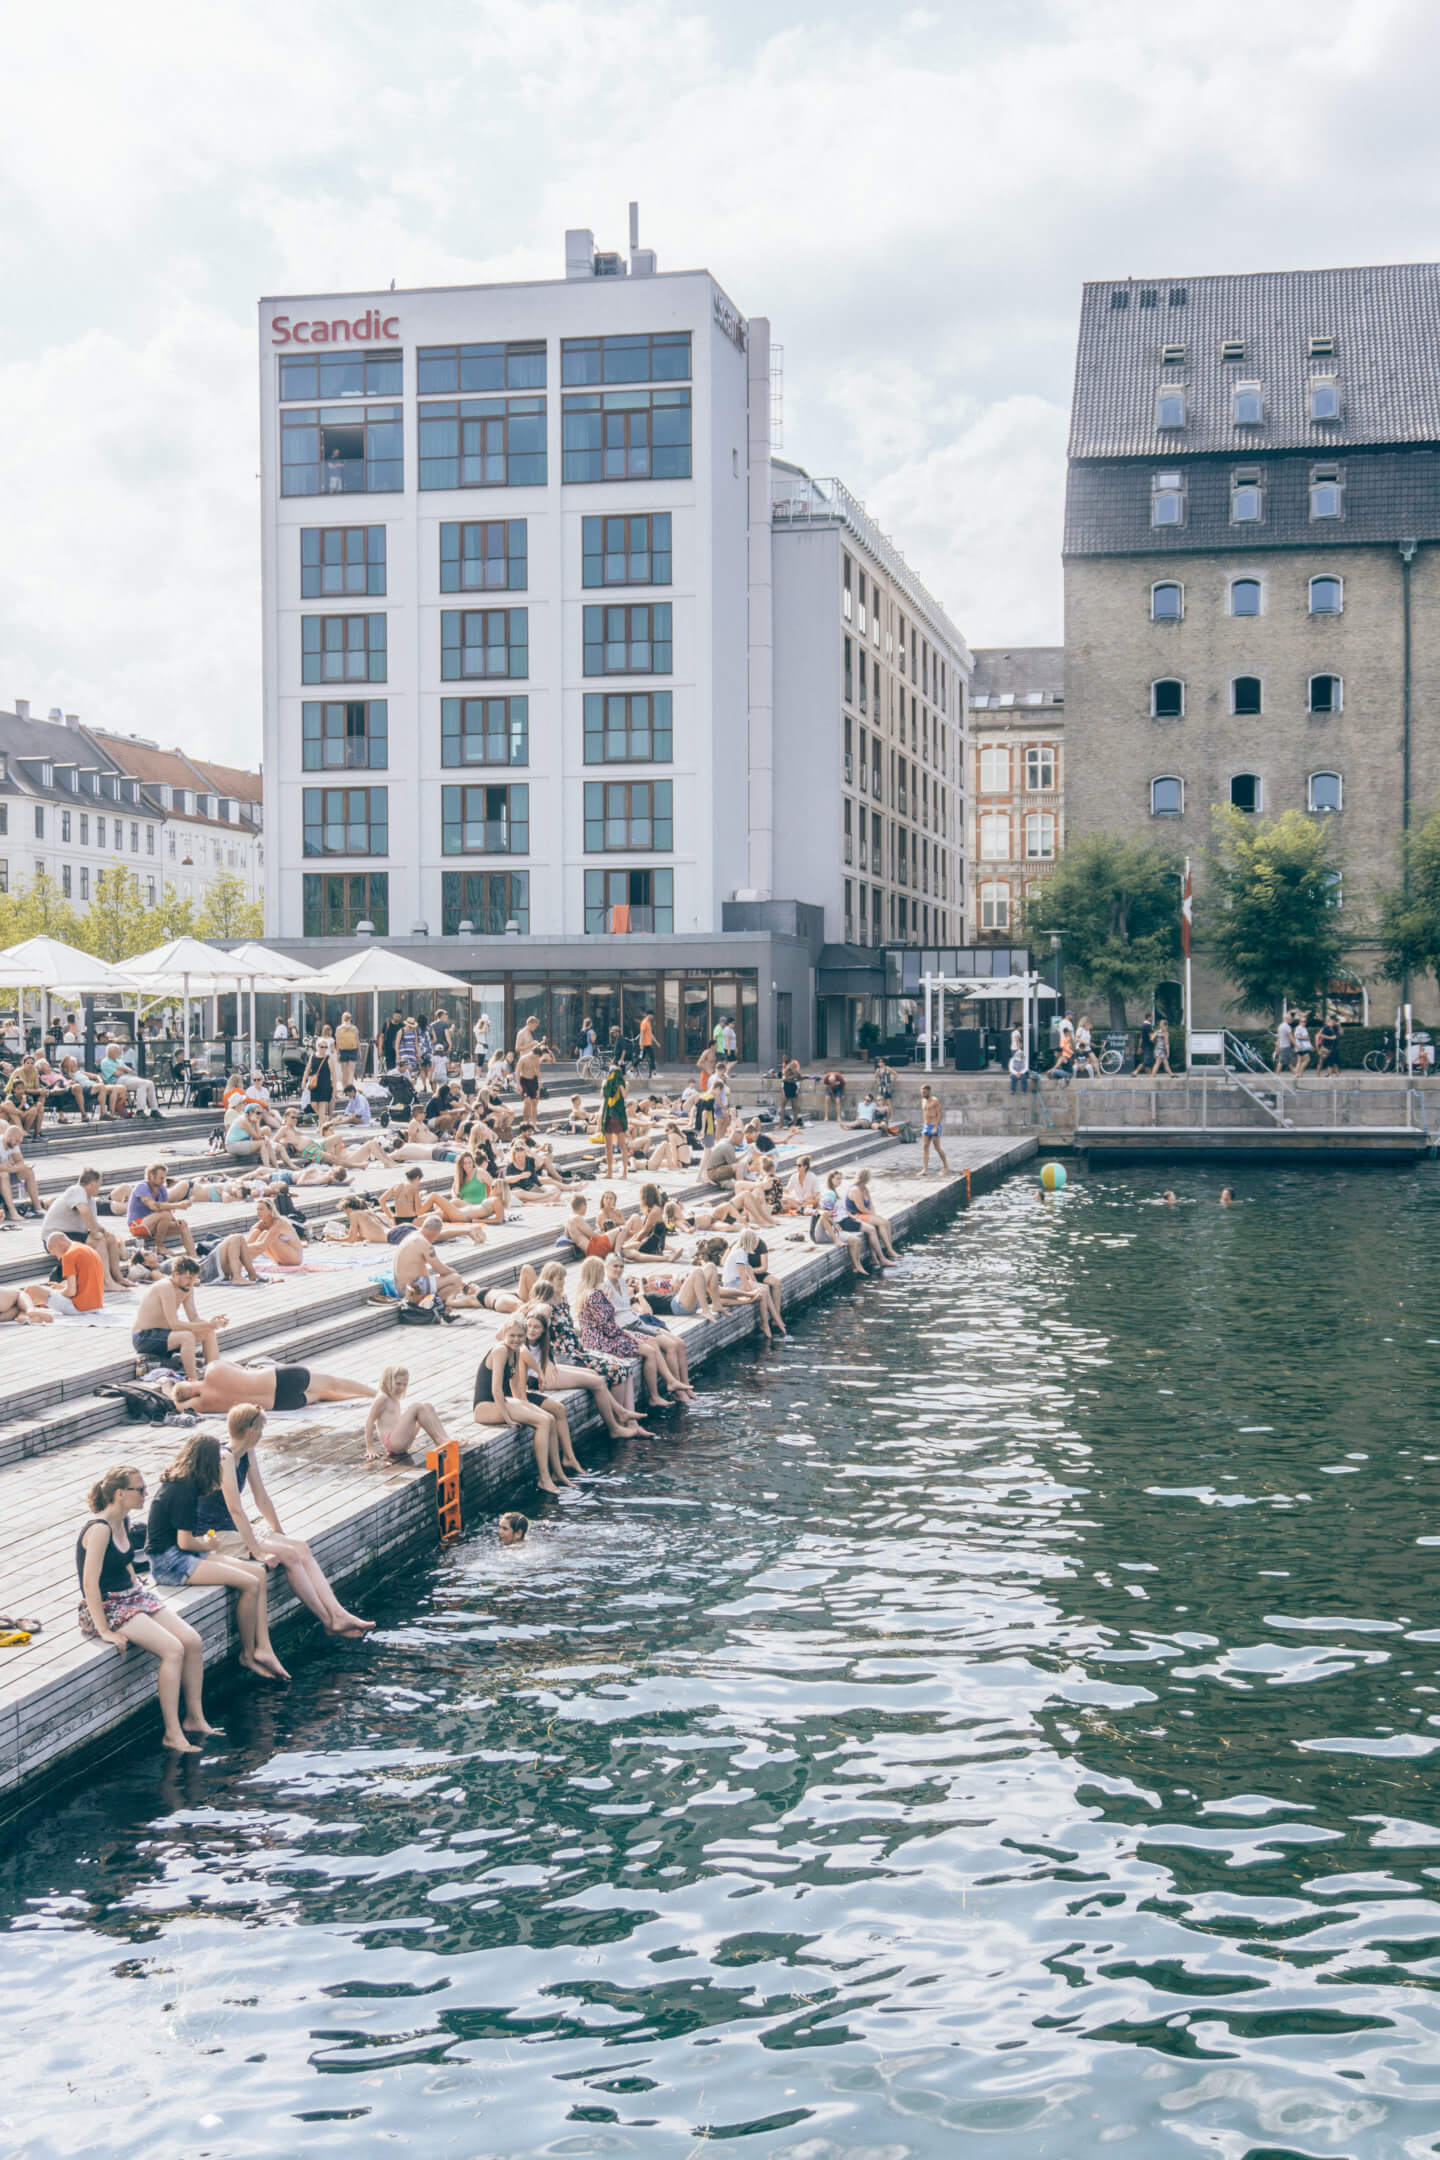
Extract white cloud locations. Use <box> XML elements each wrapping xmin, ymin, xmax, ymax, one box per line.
<box><xmin>1</xmin><ymin>0</ymin><xmax>1438</xmax><ymax>757</ymax></box>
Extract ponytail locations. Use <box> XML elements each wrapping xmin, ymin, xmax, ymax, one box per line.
<box><xmin>88</xmin><ymin>1464</ymin><xmax>143</xmax><ymax>1513</ymax></box>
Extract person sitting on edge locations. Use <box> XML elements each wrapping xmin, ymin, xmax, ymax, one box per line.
<box><xmin>41</xmin><ymin>1166</ymin><xmax>130</xmax><ymax>1290</ymax></box>
<box><xmin>144</xmin><ymin>1432</ymin><xmax>288</xmax><ymax>1681</ymax></box>
<box><xmin>172</xmin><ymin>1360</ymin><xmax>374</xmax><ymax>1415</ymax></box>
<box><xmin>209</xmin><ymin>1403</ymin><xmax>373</xmax><ymax>1636</ymax></box>
<box><xmin>132</xmin><ymin>1257</ymin><xmax>227</xmax><ymax>1380</ymax></box>
<box><xmin>0</xmin><ymin>1121</ymin><xmax>42</xmax><ymax>1224</ymax></box>
<box><xmin>76</xmin><ymin>1463</ymin><xmax>217</xmax><ymax>1754</ymax></box>
<box><xmin>244</xmin><ymin>1194</ymin><xmax>305</xmax><ymax>1270</ymax></box>
<box><xmin>128</xmin><ymin>1162</ymin><xmax>197</xmax><ymax>1258</ymax></box>
<box><xmin>845</xmin><ymin>1168</ymin><xmax>899</xmax><ymax>1263</ymax></box>
<box><xmin>42</xmin><ymin>1230</ymin><xmax>105</xmax><ymax>1316</ymax></box>
<box><xmin>471</xmin><ymin>1318</ymin><xmax>575</xmax><ymax>1495</ymax></box>
<box><xmin>101</xmin><ymin>1040</ymin><xmax>162</xmax><ymax>1118</ymax></box>
<box><xmin>365</xmin><ymin>1364</ymin><xmax>461</xmax><ymax>1461</ymax></box>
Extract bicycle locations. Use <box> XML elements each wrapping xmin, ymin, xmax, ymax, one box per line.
<box><xmin>1098</xmin><ymin>1035</ymin><xmax>1129</xmax><ymax>1076</ymax></box>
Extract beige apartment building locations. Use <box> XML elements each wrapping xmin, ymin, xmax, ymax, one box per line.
<box><xmin>1064</xmin><ymin>262</ymin><xmax>1440</xmax><ymax>1021</ymax></box>
<box><xmin>966</xmin><ymin>647</ymin><xmax>1064</xmax><ymax>943</ymax></box>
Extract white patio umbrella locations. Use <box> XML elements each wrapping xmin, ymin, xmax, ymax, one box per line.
<box><xmin>224</xmin><ymin>943</ymin><xmax>319</xmax><ymax>1069</ymax></box>
<box><xmin>303</xmin><ymin>946</ymin><xmax>472</xmax><ymax>1069</ymax></box>
<box><xmin>956</xmin><ymin>972</ymin><xmax>1061</xmax><ymax>1072</ymax></box>
<box><xmin>0</xmin><ymin>936</ymin><xmax>142</xmax><ymax>1053</ymax></box>
<box><xmin>126</xmin><ymin>937</ymin><xmax>271</xmax><ymax>1063</ymax></box>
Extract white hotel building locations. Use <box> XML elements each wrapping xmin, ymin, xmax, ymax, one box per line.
<box><xmin>259</xmin><ymin>217</ymin><xmax>969</xmax><ymax>1061</ymax></box>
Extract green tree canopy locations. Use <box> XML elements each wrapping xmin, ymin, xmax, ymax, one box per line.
<box><xmin>1023</xmin><ymin>834</ymin><xmax>1183</xmax><ymax>1030</ymax></box>
<box><xmin>195</xmin><ymin>868</ymin><xmax>263</xmax><ymax>942</ymax></box>
<box><xmin>1378</xmin><ymin>801</ymin><xmax>1440</xmax><ymax>995</ymax></box>
<box><xmin>1206</xmin><ymin>806</ymin><xmax>1345</xmax><ymax>1018</ymax></box>
<box><xmin>77</xmin><ymin>867</ymin><xmax>154</xmax><ymax>963</ymax></box>
<box><xmin>4</xmin><ymin>868</ymin><xmax>81</xmax><ymax>945</ymax></box>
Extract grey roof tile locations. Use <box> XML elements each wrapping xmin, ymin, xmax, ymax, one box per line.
<box><xmin>1065</xmin><ymin>447</ymin><xmax>1440</xmax><ymax>555</ymax></box>
<box><xmin>1070</xmin><ymin>263</ymin><xmax>1440</xmax><ymax>458</ymax></box>
<box><xmin>970</xmin><ymin>647</ymin><xmax>1065</xmax><ymax>701</ymax></box>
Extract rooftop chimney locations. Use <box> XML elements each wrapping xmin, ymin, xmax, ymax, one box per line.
<box><xmin>629</xmin><ymin>201</ymin><xmax>656</xmax><ymax>277</ymax></box>
<box><xmin>13</xmin><ymin>699</ymin><xmax>28</xmax><ymax>720</ymax></box>
<box><xmin>64</xmin><ymin>713</ymin><xmax>79</xmax><ymax>729</ymax></box>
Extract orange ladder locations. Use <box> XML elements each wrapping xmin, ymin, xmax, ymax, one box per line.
<box><xmin>427</xmin><ymin>1440</ymin><xmax>462</xmax><ymax>1542</ymax></box>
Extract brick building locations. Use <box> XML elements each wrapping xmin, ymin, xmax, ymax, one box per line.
<box><xmin>1064</xmin><ymin>263</ymin><xmax>1440</xmax><ymax>1022</ymax></box>
<box><xmin>966</xmin><ymin>646</ymin><xmax>1064</xmax><ymax>943</ymax></box>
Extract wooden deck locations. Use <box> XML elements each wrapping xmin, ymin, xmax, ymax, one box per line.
<box><xmin>0</xmin><ymin>1129</ymin><xmax>1035</xmax><ymax>1809</ymax></box>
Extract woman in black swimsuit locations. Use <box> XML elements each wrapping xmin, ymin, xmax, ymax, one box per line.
<box><xmin>76</xmin><ymin>1463</ymin><xmax>218</xmax><ymax>1754</ymax></box>
<box><xmin>472</xmin><ymin>1320</ymin><xmax>572</xmax><ymax>1495</ymax></box>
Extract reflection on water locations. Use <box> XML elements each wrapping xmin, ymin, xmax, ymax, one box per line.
<box><xmin>4</xmin><ymin>1164</ymin><xmax>1440</xmax><ymax>2158</ymax></box>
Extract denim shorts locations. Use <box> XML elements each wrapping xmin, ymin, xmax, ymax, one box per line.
<box><xmin>150</xmin><ymin>1545</ymin><xmax>202</xmax><ymax>1586</ymax></box>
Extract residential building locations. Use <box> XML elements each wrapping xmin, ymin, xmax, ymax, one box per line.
<box><xmin>1064</xmin><ymin>262</ymin><xmax>1440</xmax><ymax>1021</ymax></box>
<box><xmin>258</xmin><ymin>213</ymin><xmax>969</xmax><ymax>1060</ymax></box>
<box><xmin>0</xmin><ymin>704</ymin><xmax>262</xmax><ymax>914</ymax></box>
<box><xmin>966</xmin><ymin>647</ymin><xmax>1064</xmax><ymax>942</ymax></box>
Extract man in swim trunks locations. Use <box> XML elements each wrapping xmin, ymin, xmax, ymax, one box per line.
<box><xmin>387</xmin><ymin>1217</ymin><xmax>484</xmax><ymax>1307</ymax></box>
<box><xmin>128</xmin><ymin>1161</ymin><xmax>197</xmax><ymax>1258</ymax></box>
<box><xmin>132</xmin><ymin>1258</ymin><xmax>227</xmax><ymax>1379</ymax></box>
<box><xmin>172</xmin><ymin>1361</ymin><xmax>374</xmax><ymax>1414</ymax></box>
<box><xmin>515</xmin><ymin>1042</ymin><xmax>551</xmax><ymax>1128</ymax></box>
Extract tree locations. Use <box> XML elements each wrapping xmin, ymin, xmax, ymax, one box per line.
<box><xmin>1377</xmin><ymin>802</ymin><xmax>1440</xmax><ymax>996</ymax></box>
<box><xmin>1023</xmin><ymin>835</ymin><xmax>1183</xmax><ymax>1030</ymax></box>
<box><xmin>78</xmin><ymin>867</ymin><xmax>154</xmax><ymax>963</ymax></box>
<box><xmin>6</xmin><ymin>868</ymin><xmax>81</xmax><ymax>944</ymax></box>
<box><xmin>152</xmin><ymin>883</ymin><xmax>199</xmax><ymax>944</ymax></box>
<box><xmin>196</xmin><ymin>868</ymin><xmax>263</xmax><ymax>941</ymax></box>
<box><xmin>1206</xmin><ymin>806</ymin><xmax>1345</xmax><ymax>1018</ymax></box>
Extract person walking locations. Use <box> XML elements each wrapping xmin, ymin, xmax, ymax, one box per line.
<box><xmin>1274</xmin><ymin>1012</ymin><xmax>1296</xmax><ymax>1074</ymax></box>
<box><xmin>1292</xmin><ymin>1012</ymin><xmax>1313</xmax><ymax>1078</ymax></box>
<box><xmin>1317</xmin><ymin>1014</ymin><xmax>1342</xmax><ymax>1072</ymax></box>
<box><xmin>637</xmin><ymin>1011</ymin><xmax>657</xmax><ymax>1078</ymax></box>
<box><xmin>780</xmin><ymin>1055</ymin><xmax>802</xmax><ymax>1127</ymax></box>
<box><xmin>1151</xmin><ymin>1017</ymin><xmax>1173</xmax><ymax>1076</ymax></box>
<box><xmin>601</xmin><ymin>1060</ymin><xmax>631</xmax><ymax>1179</ymax></box>
<box><xmin>918</xmin><ymin>1085</ymin><xmax>950</xmax><ymax>1174</ymax></box>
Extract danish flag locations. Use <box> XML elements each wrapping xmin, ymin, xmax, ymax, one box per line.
<box><xmin>1181</xmin><ymin>860</ymin><xmax>1193</xmax><ymax>958</ymax></box>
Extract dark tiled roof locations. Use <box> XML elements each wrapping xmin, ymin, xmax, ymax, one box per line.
<box><xmin>1070</xmin><ymin>263</ymin><xmax>1440</xmax><ymax>458</ymax></box>
<box><xmin>1065</xmin><ymin>446</ymin><xmax>1440</xmax><ymax>555</ymax></box>
<box><xmin>970</xmin><ymin>647</ymin><xmax>1064</xmax><ymax>702</ymax></box>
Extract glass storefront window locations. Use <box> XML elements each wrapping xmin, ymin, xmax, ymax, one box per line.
<box><xmin>683</xmin><ymin>982</ymin><xmax>709</xmax><ymax>1063</ymax></box>
<box><xmin>741</xmin><ymin>977</ymin><xmax>759</xmax><ymax>1064</ymax></box>
<box><xmin>663</xmin><ymin>978</ymin><xmax>681</xmax><ymax>1065</ymax></box>
<box><xmin>511</xmin><ymin>981</ymin><xmax>548</xmax><ymax>1048</ymax></box>
<box><xmin>549</xmin><ymin>984</ymin><xmax>582</xmax><ymax>1060</ymax></box>
<box><xmin>585</xmin><ymin>981</ymin><xmax>619</xmax><ymax>1055</ymax></box>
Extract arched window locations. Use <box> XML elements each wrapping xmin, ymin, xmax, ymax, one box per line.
<box><xmin>1151</xmin><ymin>580</ymin><xmax>1183</xmax><ymax>621</ymax></box>
<box><xmin>1230</xmin><ymin>577</ymin><xmax>1262</xmax><ymax>616</ymax></box>
<box><xmin>1310</xmin><ymin>574</ymin><xmax>1343</xmax><ymax>615</ymax></box>
<box><xmin>1231</xmin><ymin>470</ymin><xmax>1264</xmax><ymax>521</ymax></box>
<box><xmin>1152</xmin><ymin>678</ymin><xmax>1185</xmax><ymax>719</ymax></box>
<box><xmin>1156</xmin><ymin>388</ymin><xmax>1187</xmax><ymax>430</ymax></box>
<box><xmin>1309</xmin><ymin>673</ymin><xmax>1342</xmax><ymax>713</ymax></box>
<box><xmin>1232</xmin><ymin>382</ymin><xmax>1265</xmax><ymax>425</ymax></box>
<box><xmin>1151</xmin><ymin>472</ymin><xmax>1186</xmax><ymax>527</ymax></box>
<box><xmin>979</xmin><ymin>811</ymin><xmax>1010</xmax><ymax>860</ymax></box>
<box><xmin>1230</xmin><ymin>772</ymin><xmax>1262</xmax><ymax>812</ymax></box>
<box><xmin>1231</xmin><ymin>675</ymin><xmax>1263</xmax><ymax>715</ymax></box>
<box><xmin>980</xmin><ymin>881</ymin><xmax>1010</xmax><ymax>930</ymax></box>
<box><xmin>1309</xmin><ymin>771</ymin><xmax>1342</xmax><ymax>812</ymax></box>
<box><xmin>1150</xmin><ymin>776</ymin><xmax>1184</xmax><ymax>816</ymax></box>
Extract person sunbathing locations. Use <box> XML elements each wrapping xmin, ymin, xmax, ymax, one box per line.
<box><xmin>172</xmin><ymin>1361</ymin><xmax>374</xmax><ymax>1415</ymax></box>
<box><xmin>323</xmin><ymin>1195</ymin><xmax>394</xmax><ymax>1244</ymax></box>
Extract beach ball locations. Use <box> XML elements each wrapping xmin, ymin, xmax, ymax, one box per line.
<box><xmin>1040</xmin><ymin>1161</ymin><xmax>1066</xmax><ymax>1191</ymax></box>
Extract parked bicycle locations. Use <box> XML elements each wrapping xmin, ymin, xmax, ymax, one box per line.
<box><xmin>1098</xmin><ymin>1033</ymin><xmax>1130</xmax><ymax>1076</ymax></box>
<box><xmin>1364</xmin><ymin>1031</ymin><xmax>1433</xmax><ymax>1074</ymax></box>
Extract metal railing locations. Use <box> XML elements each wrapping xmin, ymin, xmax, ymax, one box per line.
<box><xmin>1075</xmin><ymin>1082</ymin><xmax>1429</xmax><ymax>1133</ymax></box>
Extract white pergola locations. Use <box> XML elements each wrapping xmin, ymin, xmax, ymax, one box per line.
<box><xmin>921</xmin><ymin>970</ymin><xmax>1061</xmax><ymax>1072</ymax></box>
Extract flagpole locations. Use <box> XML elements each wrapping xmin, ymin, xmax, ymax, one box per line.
<box><xmin>1182</xmin><ymin>858</ymin><xmax>1193</xmax><ymax>1073</ymax></box>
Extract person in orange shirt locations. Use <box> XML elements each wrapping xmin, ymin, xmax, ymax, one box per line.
<box><xmin>637</xmin><ymin>1010</ymin><xmax>656</xmax><ymax>1078</ymax></box>
<box><xmin>43</xmin><ymin>1230</ymin><xmax>105</xmax><ymax>1313</ymax></box>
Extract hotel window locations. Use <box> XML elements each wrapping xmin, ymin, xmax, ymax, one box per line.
<box><xmin>1310</xmin><ymin>377</ymin><xmax>1341</xmax><ymax>422</ymax></box>
<box><xmin>302</xmin><ymin>613</ymin><xmax>387</xmax><ymax>684</ymax></box>
<box><xmin>441</xmin><ymin>783</ymin><xmax>529</xmax><ymax>855</ymax></box>
<box><xmin>871</xmin><ymin>736</ymin><xmax>882</xmax><ymax>795</ymax></box>
<box><xmin>301</xmin><ymin>525</ymin><xmax>386</xmax><ymax>598</ymax></box>
<box><xmin>844</xmin><ymin>878</ymin><xmax>854</xmax><ymax>938</ymax></box>
<box><xmin>979</xmin><ymin>811</ymin><xmax>1009</xmax><ymax>860</ymax></box>
<box><xmin>1310</xmin><ymin>464</ymin><xmax>1344</xmax><ymax>519</ymax></box>
<box><xmin>1151</xmin><ymin>471</ymin><xmax>1186</xmax><ymax>526</ymax></box>
<box><xmin>562</xmin><ymin>387</ymin><xmax>692</xmax><ymax>483</ymax></box>
<box><xmin>1025</xmin><ymin>745</ymin><xmax>1056</xmax><ymax>791</ymax></box>
<box><xmin>440</xmin><ymin>520</ymin><xmax>528</xmax><ymax>593</ymax></box>
<box><xmin>585</xmin><ymin>865</ymin><xmax>673</xmax><ymax>934</ymax></box>
<box><xmin>978</xmin><ymin>744</ymin><xmax>1009</xmax><ymax>792</ymax></box>
<box><xmin>584</xmin><ymin>779</ymin><xmax>673</xmax><ymax>851</ymax></box>
<box><xmin>1230</xmin><ymin>772</ymin><xmax>1262</xmax><ymax>812</ymax></box>
<box><xmin>417</xmin><ymin>341</ymin><xmax>546</xmax><ymax>393</ymax></box>
<box><xmin>1152</xmin><ymin>678</ymin><xmax>1185</xmax><ymax>719</ymax></box>
<box><xmin>302</xmin><ymin>699</ymin><xmax>388</xmax><ymax>771</ymax></box>
<box><xmin>583</xmin><ymin>603</ymin><xmax>672</xmax><ymax>675</ymax></box>
<box><xmin>980</xmin><ymin>881</ymin><xmax>1009</xmax><ymax>930</ymax></box>
<box><xmin>147</xmin><ymin>878</ymin><xmax>157</xmax><ymax>905</ymax></box>
<box><xmin>1232</xmin><ymin>381</ymin><xmax>1265</xmax><ymax>425</ymax></box>
<box><xmin>843</xmin><ymin>553</ymin><xmax>853</xmax><ymax>618</ymax></box>
<box><xmin>1151</xmin><ymin>580</ymin><xmax>1183</xmax><ymax>620</ymax></box>
<box><xmin>582</xmin><ymin>513</ymin><xmax>672</xmax><ymax>587</ymax></box>
<box><xmin>584</xmin><ymin>691</ymin><xmax>672</xmax><ymax>764</ymax></box>
<box><xmin>418</xmin><ymin>398</ymin><xmax>547</xmax><ymax>489</ymax></box>
<box><xmin>1309</xmin><ymin>770</ymin><xmax>1342</xmax><ymax>812</ymax></box>
<box><xmin>440</xmin><ymin>608</ymin><xmax>528</xmax><ymax>680</ymax></box>
<box><xmin>441</xmin><ymin>869</ymin><xmax>529</xmax><ymax>936</ymax></box>
<box><xmin>302</xmin><ymin>786</ymin><xmax>388</xmax><ymax>857</ymax></box>
<box><xmin>1024</xmin><ymin>811</ymin><xmax>1056</xmax><ymax>859</ymax></box>
<box><xmin>303</xmin><ymin>871</ymin><xmax>388</xmax><ymax>938</ymax></box>
<box><xmin>1231</xmin><ymin>675</ymin><xmax>1263</xmax><ymax>715</ymax></box>
<box><xmin>561</xmin><ymin>332</ymin><xmax>691</xmax><ymax>386</ymax></box>
<box><xmin>1309</xmin><ymin>673</ymin><xmax>1342</xmax><ymax>714</ymax></box>
<box><xmin>61</xmin><ymin>811</ymin><xmax>71</xmax><ymax>842</ymax></box>
<box><xmin>281</xmin><ymin>405</ymin><xmax>402</xmax><ymax>496</ymax></box>
<box><xmin>0</xmin><ymin>861</ymin><xmax>8</xmax><ymax>892</ymax></box>
<box><xmin>1309</xmin><ymin>574</ymin><xmax>1343</xmax><ymax>615</ymax></box>
<box><xmin>441</xmin><ymin>696</ymin><xmax>529</xmax><ymax>767</ymax></box>
<box><xmin>1231</xmin><ymin>468</ymin><xmax>1264</xmax><ymax>522</ymax></box>
<box><xmin>1150</xmin><ymin>775</ymin><xmax>1184</xmax><ymax>815</ymax></box>
<box><xmin>1325</xmin><ymin>870</ymin><xmax>1344</xmax><ymax>908</ymax></box>
<box><xmin>872</xmin><ymin>808</ymin><xmax>882</xmax><ymax>872</ymax></box>
<box><xmin>1155</xmin><ymin>387</ymin><xmax>1186</xmax><ymax>429</ymax></box>
<box><xmin>279</xmin><ymin>350</ymin><xmax>402</xmax><ymax>401</ymax></box>
<box><xmin>1230</xmin><ymin>576</ymin><xmax>1262</xmax><ymax>616</ymax></box>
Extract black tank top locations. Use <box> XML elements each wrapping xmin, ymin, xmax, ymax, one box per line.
<box><xmin>474</xmin><ymin>1347</ymin><xmax>517</xmax><ymax>1409</ymax></box>
<box><xmin>76</xmin><ymin>1518</ymin><xmax>134</xmax><ymax>1594</ymax></box>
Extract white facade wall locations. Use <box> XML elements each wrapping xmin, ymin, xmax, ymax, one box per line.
<box><xmin>259</xmin><ymin>268</ymin><xmax>755</xmax><ymax>942</ymax></box>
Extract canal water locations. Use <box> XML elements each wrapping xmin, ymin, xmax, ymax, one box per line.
<box><xmin>4</xmin><ymin>1163</ymin><xmax>1440</xmax><ymax>2159</ymax></box>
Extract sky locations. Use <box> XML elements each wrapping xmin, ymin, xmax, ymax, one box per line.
<box><xmin>3</xmin><ymin>0</ymin><xmax>1439</xmax><ymax>767</ymax></box>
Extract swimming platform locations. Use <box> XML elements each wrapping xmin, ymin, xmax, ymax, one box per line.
<box><xmin>0</xmin><ymin>1110</ymin><xmax>1034</xmax><ymax>1813</ymax></box>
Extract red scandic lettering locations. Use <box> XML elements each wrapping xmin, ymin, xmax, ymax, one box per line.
<box><xmin>293</xmin><ymin>322</ymin><xmax>310</xmax><ymax>343</ymax></box>
<box><xmin>271</xmin><ymin>316</ymin><xmax>292</xmax><ymax>344</ymax></box>
<box><xmin>329</xmin><ymin>320</ymin><xmax>351</xmax><ymax>341</ymax></box>
<box><xmin>382</xmin><ymin>316</ymin><xmax>399</xmax><ymax>338</ymax></box>
<box><xmin>311</xmin><ymin>321</ymin><xmax>330</xmax><ymax>343</ymax></box>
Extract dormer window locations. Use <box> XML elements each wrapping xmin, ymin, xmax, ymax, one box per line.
<box><xmin>1232</xmin><ymin>381</ymin><xmax>1265</xmax><ymax>425</ymax></box>
<box><xmin>1310</xmin><ymin>464</ymin><xmax>1344</xmax><ymax>519</ymax></box>
<box><xmin>122</xmin><ymin>778</ymin><xmax>139</xmax><ymax>804</ymax></box>
<box><xmin>1151</xmin><ymin>471</ymin><xmax>1186</xmax><ymax>527</ymax></box>
<box><xmin>1310</xmin><ymin>377</ymin><xmax>1341</xmax><ymax>422</ymax></box>
<box><xmin>1155</xmin><ymin>387</ymin><xmax>1187</xmax><ymax>429</ymax></box>
<box><xmin>1231</xmin><ymin>469</ymin><xmax>1264</xmax><ymax>523</ymax></box>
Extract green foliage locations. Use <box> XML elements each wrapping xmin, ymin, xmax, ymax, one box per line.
<box><xmin>196</xmin><ymin>868</ymin><xmax>263</xmax><ymax>941</ymax></box>
<box><xmin>1</xmin><ymin>868</ymin><xmax>82</xmax><ymax>945</ymax></box>
<box><xmin>1377</xmin><ymin>801</ymin><xmax>1440</xmax><ymax>991</ymax></box>
<box><xmin>1022</xmin><ymin>834</ymin><xmax>1183</xmax><ymax>1029</ymax></box>
<box><xmin>77</xmin><ymin>867</ymin><xmax>155</xmax><ymax>963</ymax></box>
<box><xmin>1206</xmin><ymin>807</ymin><xmax>1346</xmax><ymax>1017</ymax></box>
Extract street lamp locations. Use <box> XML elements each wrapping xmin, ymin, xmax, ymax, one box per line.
<box><xmin>1049</xmin><ymin>929</ymin><xmax>1065</xmax><ymax>1013</ymax></box>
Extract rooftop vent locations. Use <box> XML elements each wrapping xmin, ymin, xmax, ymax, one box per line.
<box><xmin>12</xmin><ymin>699</ymin><xmax>28</xmax><ymax>720</ymax></box>
<box><xmin>593</xmin><ymin>252</ymin><xmax>625</xmax><ymax>277</ymax></box>
<box><xmin>1162</xmin><ymin>343</ymin><xmax>1186</xmax><ymax>364</ymax></box>
<box><xmin>1220</xmin><ymin>339</ymin><xmax>1245</xmax><ymax>362</ymax></box>
<box><xmin>1309</xmin><ymin>334</ymin><xmax>1335</xmax><ymax>357</ymax></box>
<box><xmin>1110</xmin><ymin>289</ymin><xmax>1130</xmax><ymax>310</ymax></box>
<box><xmin>1169</xmin><ymin>287</ymin><xmax>1187</xmax><ymax>307</ymax></box>
<box><xmin>1139</xmin><ymin>288</ymin><xmax>1158</xmax><ymax>308</ymax></box>
<box><xmin>47</xmin><ymin>706</ymin><xmax>63</xmax><ymax>721</ymax></box>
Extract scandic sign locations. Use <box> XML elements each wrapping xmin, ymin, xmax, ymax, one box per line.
<box><xmin>271</xmin><ymin>311</ymin><xmax>399</xmax><ymax>346</ymax></box>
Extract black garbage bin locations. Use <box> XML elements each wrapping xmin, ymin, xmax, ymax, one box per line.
<box><xmin>953</xmin><ymin>1028</ymin><xmax>985</xmax><ymax>1072</ymax></box>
